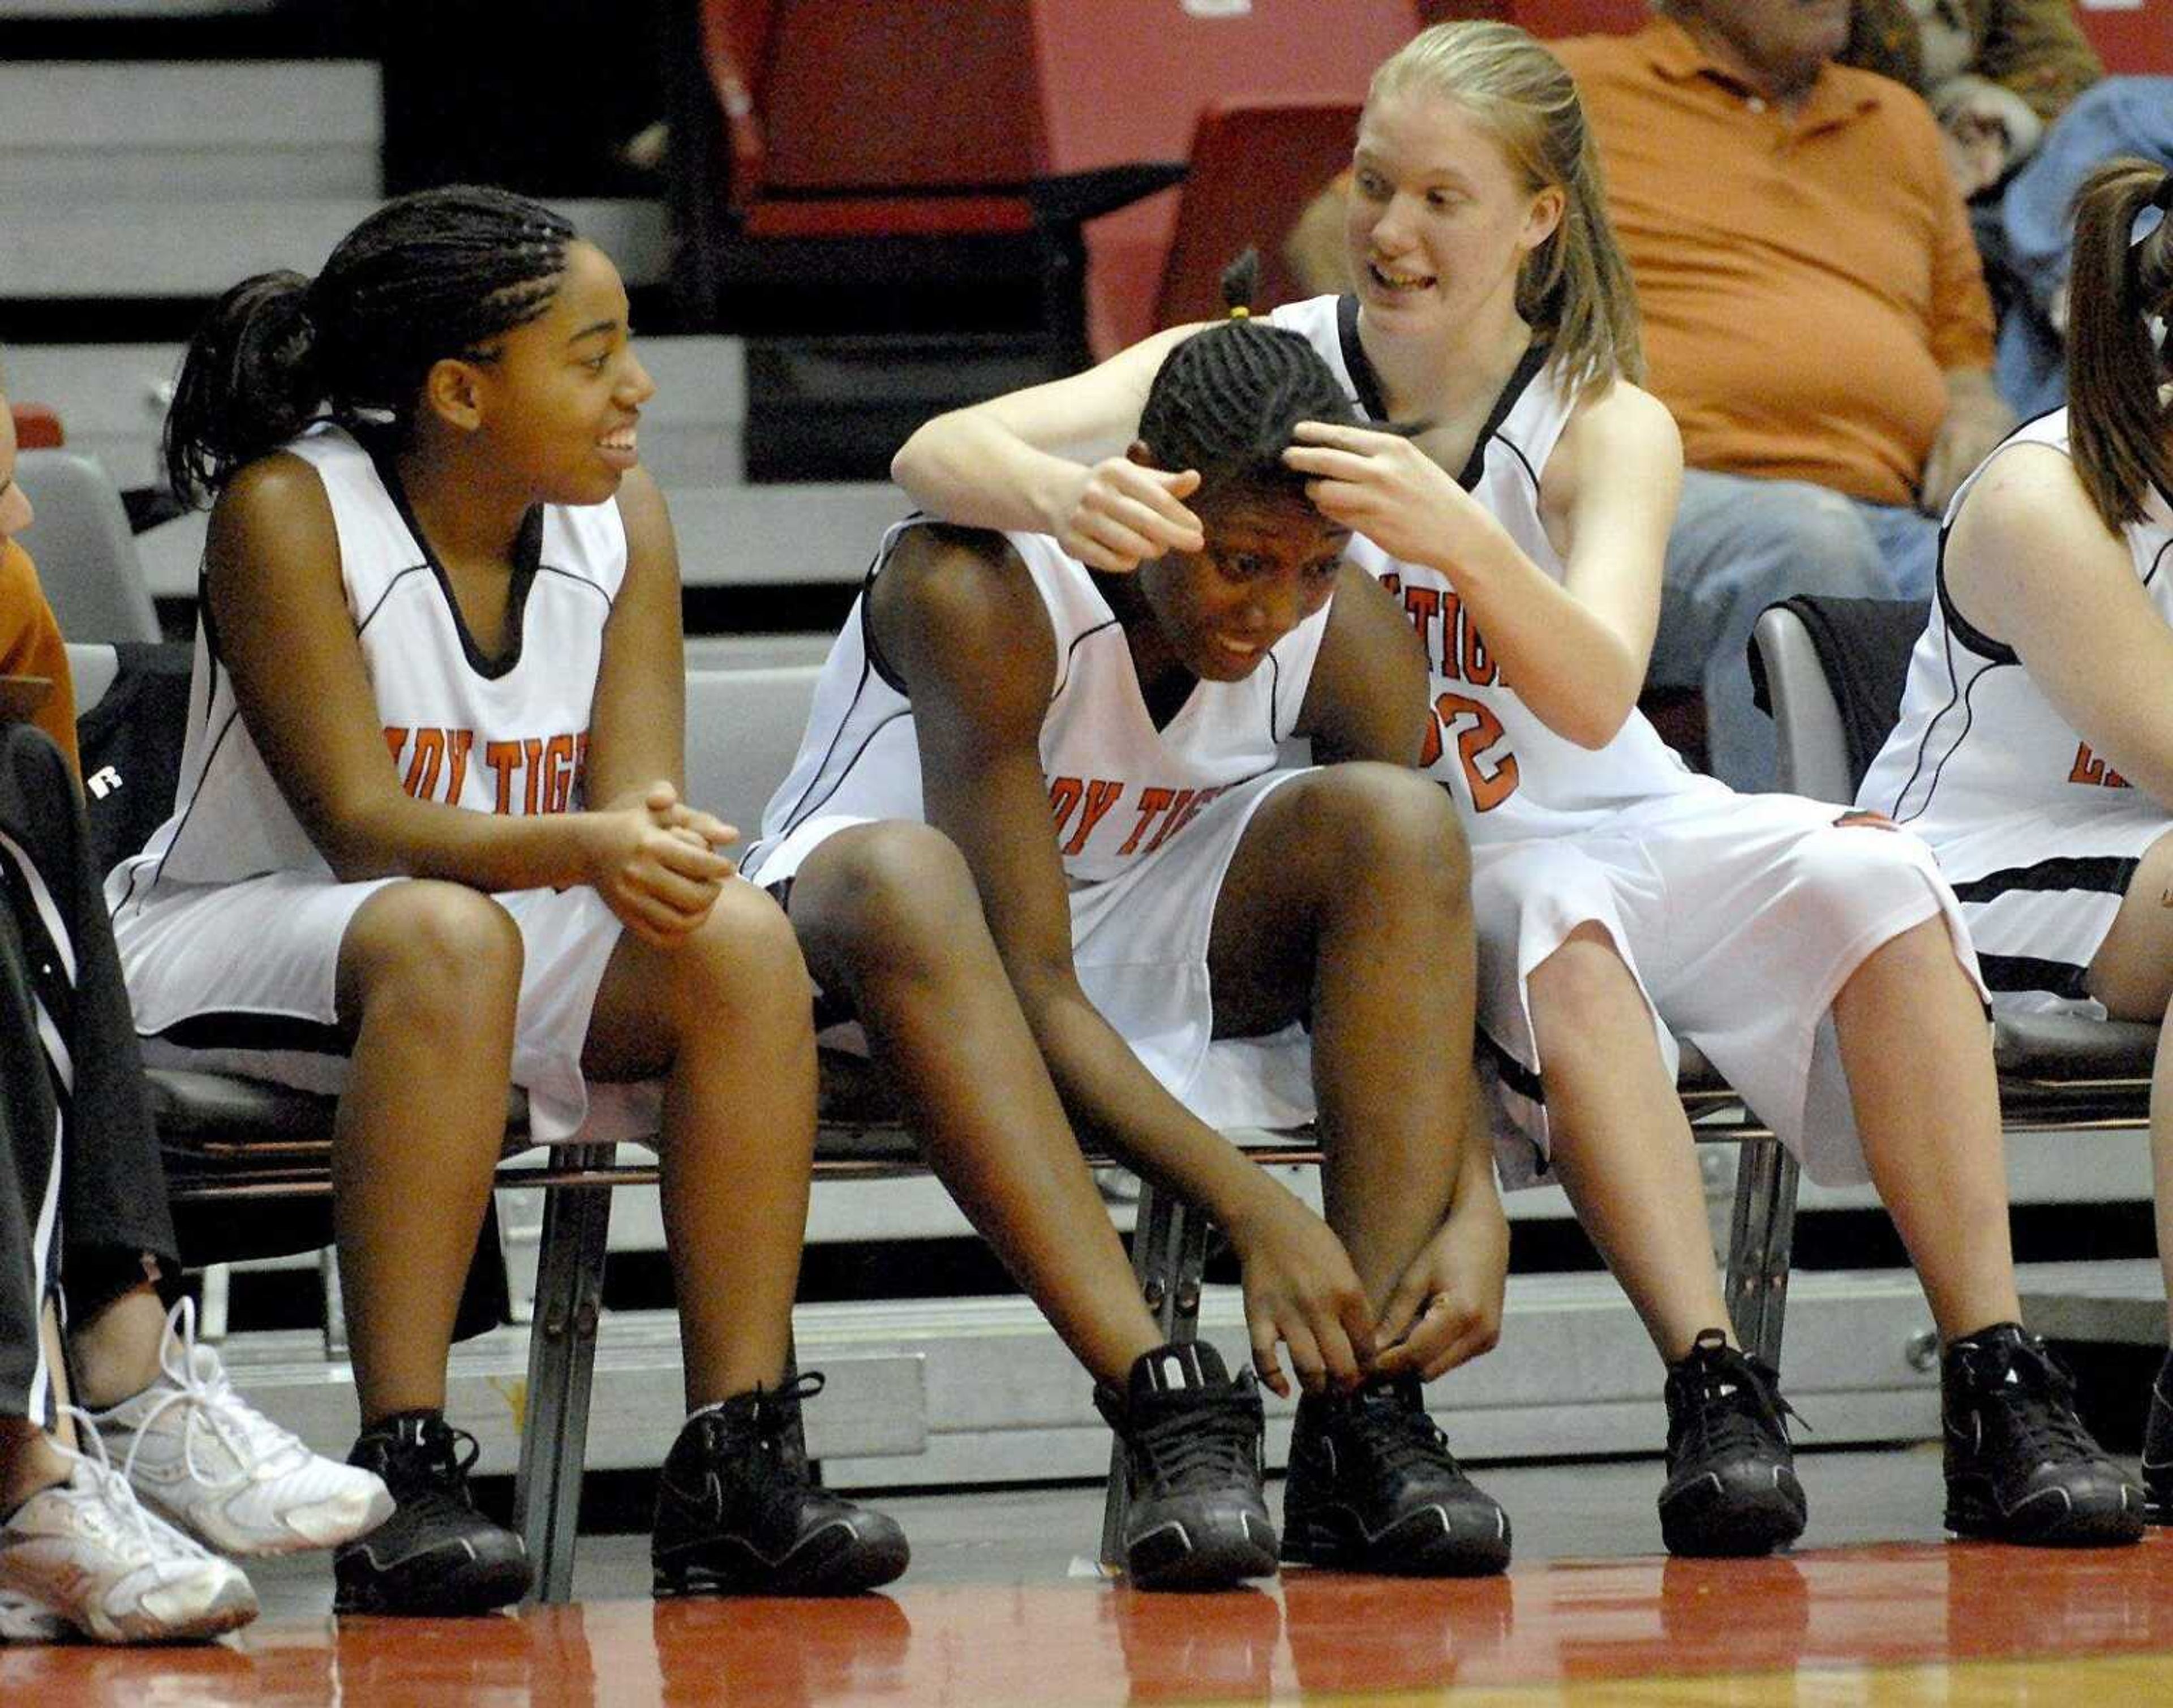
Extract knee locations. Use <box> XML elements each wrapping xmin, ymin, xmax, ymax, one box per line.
<box><xmin>677</xmin><ymin>878</ymin><xmax>809</xmax><ymax>1012</ymax></box>
<box><xmin>1528</xmin><ymin>925</ymin><xmax>1638</xmax><ymax>1036</ymax></box>
<box><xmin>794</xmin><ymin>822</ymin><xmax>985</xmax><ymax>980</ymax></box>
<box><xmin>345</xmin><ymin>881</ymin><xmax>522</xmax><ymax>1010</ymax></box>
<box><xmin>1291</xmin><ymin>764</ymin><xmax>1470</xmax><ymax>895</ymax></box>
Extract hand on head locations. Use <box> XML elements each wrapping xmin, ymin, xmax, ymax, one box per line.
<box><xmin>1050</xmin><ymin>457</ymin><xmax>1204</xmax><ymax>573</ymax></box>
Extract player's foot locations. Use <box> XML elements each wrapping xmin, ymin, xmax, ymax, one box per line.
<box><xmin>333</xmin><ymin>1412</ymin><xmax>532</xmax><ymax>1615</ymax></box>
<box><xmin>1097</xmin><ymin>1341</ymin><xmax>1278</xmax><ymax>1590</ymax></box>
<box><xmin>2142</xmin><ymin>1349</ymin><xmax>2173</xmax><ymax>1525</ymax></box>
<box><xmin>1281</xmin><ymin>1372</ymin><xmax>1510</xmax><ymax>1576</ymax></box>
<box><xmin>0</xmin><ymin>1417</ymin><xmax>257</xmax><ymax>1643</ymax></box>
<box><xmin>1942</xmin><ymin>1322</ymin><xmax>2142</xmax><ymax>1547</ymax></box>
<box><xmin>1658</xmin><ymin>1329</ymin><xmax>1806</xmax><ymax>1557</ymax></box>
<box><xmin>91</xmin><ymin>1298</ymin><xmax>393</xmax><ymax>1557</ymax></box>
<box><xmin>652</xmin><ymin>1373</ymin><xmax>908</xmax><ymax>1596</ymax></box>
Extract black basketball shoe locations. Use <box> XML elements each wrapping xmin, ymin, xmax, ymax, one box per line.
<box><xmin>1281</xmin><ymin>1373</ymin><xmax>1511</xmax><ymax>1576</ymax></box>
<box><xmin>652</xmin><ymin>1373</ymin><xmax>909</xmax><ymax>1595</ymax></box>
<box><xmin>1658</xmin><ymin>1329</ymin><xmax>1807</xmax><ymax>1557</ymax></box>
<box><xmin>1942</xmin><ymin>1322</ymin><xmax>2143</xmax><ymax>1546</ymax></box>
<box><xmin>1094</xmin><ymin>1341</ymin><xmax>1278</xmax><ymax>1590</ymax></box>
<box><xmin>333</xmin><ymin>1411</ymin><xmax>533</xmax><ymax>1615</ymax></box>
<box><xmin>2143</xmin><ymin>1349</ymin><xmax>2173</xmax><ymax>1525</ymax></box>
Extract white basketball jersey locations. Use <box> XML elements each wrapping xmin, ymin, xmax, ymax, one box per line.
<box><xmin>1861</xmin><ymin>410</ymin><xmax>2173</xmax><ymax>852</ymax></box>
<box><xmin>1268</xmin><ymin>295</ymin><xmax>1711</xmax><ymax>840</ymax></box>
<box><xmin>745</xmin><ymin>519</ymin><xmax>1330</xmax><ymax>886</ymax></box>
<box><xmin>108</xmin><ymin>424</ymin><xmax>628</xmax><ymax>906</ymax></box>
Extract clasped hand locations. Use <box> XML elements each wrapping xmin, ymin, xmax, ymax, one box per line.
<box><xmin>585</xmin><ymin>780</ymin><xmax>738</xmax><ymax>946</ymax></box>
<box><xmin>1232</xmin><ymin>1181</ymin><xmax>1505</xmax><ymax>1398</ymax></box>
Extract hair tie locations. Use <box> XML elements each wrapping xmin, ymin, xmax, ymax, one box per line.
<box><xmin>1227</xmin><ymin>305</ymin><xmax>1250</xmax><ymax>320</ymax></box>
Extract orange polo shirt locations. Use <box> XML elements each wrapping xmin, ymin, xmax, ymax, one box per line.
<box><xmin>1</xmin><ymin>539</ymin><xmax>81</xmax><ymax>778</ymax></box>
<box><xmin>1554</xmin><ymin>20</ymin><xmax>1994</xmax><ymax>507</ymax></box>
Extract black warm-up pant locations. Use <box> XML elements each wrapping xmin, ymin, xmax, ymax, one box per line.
<box><xmin>0</xmin><ymin>724</ymin><xmax>174</xmax><ymax>1422</ymax></box>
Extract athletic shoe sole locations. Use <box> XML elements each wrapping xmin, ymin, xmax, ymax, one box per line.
<box><xmin>334</xmin><ymin>1540</ymin><xmax>534</xmax><ymax>1617</ymax></box>
<box><xmin>1659</xmin><ymin>1464</ymin><xmax>1807</xmax><ymax>1558</ymax></box>
<box><xmin>1282</xmin><ymin>1497</ymin><xmax>1513</xmax><ymax>1577</ymax></box>
<box><xmin>653</xmin><ymin>1516</ymin><xmax>912</xmax><ymax>1597</ymax></box>
<box><xmin>1124</xmin><ymin>1504</ymin><xmax>1279</xmax><ymax>1591</ymax></box>
<box><xmin>1946</xmin><ymin>1478</ymin><xmax>2145</xmax><ymax>1548</ymax></box>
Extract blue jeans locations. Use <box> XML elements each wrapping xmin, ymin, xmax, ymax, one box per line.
<box><xmin>1994</xmin><ymin>77</ymin><xmax>2173</xmax><ymax>417</ymax></box>
<box><xmin>1650</xmin><ymin>470</ymin><xmax>1938</xmax><ymax>792</ymax></box>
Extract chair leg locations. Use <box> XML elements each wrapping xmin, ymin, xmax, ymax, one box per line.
<box><xmin>511</xmin><ymin>1148</ymin><xmax>612</xmax><ymax>1604</ymax></box>
<box><xmin>1100</xmin><ymin>1178</ymin><xmax>1212</xmax><ymax>1570</ymax></box>
<box><xmin>1724</xmin><ymin>1136</ymin><xmax>1801</xmax><ymax>1371</ymax></box>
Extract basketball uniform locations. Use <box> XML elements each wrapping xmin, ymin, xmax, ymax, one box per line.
<box><xmin>740</xmin><ymin>518</ymin><xmax>1329</xmax><ymax>1131</ymax></box>
<box><xmin>1270</xmin><ymin>294</ymin><xmax>1980</xmax><ymax>1187</ymax></box>
<box><xmin>1860</xmin><ymin>409</ymin><xmax>2173</xmax><ymax>1019</ymax></box>
<box><xmin>106</xmin><ymin>424</ymin><xmax>647</xmax><ymax>1143</ymax></box>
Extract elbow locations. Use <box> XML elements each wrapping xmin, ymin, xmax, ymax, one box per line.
<box><xmin>1566</xmin><ymin>696</ymin><xmax>1637</xmax><ymax>752</ymax></box>
<box><xmin>312</xmin><ymin>797</ymin><xmax>402</xmax><ymax>883</ymax></box>
<box><xmin>889</xmin><ymin>422</ymin><xmax>947</xmax><ymax>496</ymax></box>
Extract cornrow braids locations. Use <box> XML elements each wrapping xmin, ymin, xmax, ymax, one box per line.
<box><xmin>165</xmin><ymin>185</ymin><xmax>577</xmax><ymax>507</ymax></box>
<box><xmin>1137</xmin><ymin>251</ymin><xmax>1367</xmax><ymax>503</ymax></box>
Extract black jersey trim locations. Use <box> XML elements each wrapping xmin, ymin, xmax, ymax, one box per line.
<box><xmin>1479</xmin><ymin>1024</ymin><xmax>1544</xmax><ymax>1104</ymax></box>
<box><xmin>370</xmin><ymin>441</ymin><xmax>544</xmax><ymax>681</ymax></box>
<box><xmin>532</xmin><ymin>563</ymin><xmax>615</xmax><ymax>614</ymax></box>
<box><xmin>1455</xmin><ymin>342</ymin><xmax>1551</xmax><ymax>493</ymax></box>
<box><xmin>1974</xmin><ymin>953</ymin><xmax>2093</xmax><ymax>1003</ymax></box>
<box><xmin>1932</xmin><ymin>532</ymin><xmax>2017</xmax><ymax>667</ymax></box>
<box><xmin>121</xmin><ymin>700</ymin><xmax>246</xmax><ymax>919</ymax></box>
<box><xmin>2145</xmin><ymin>536</ymin><xmax>2171</xmax><ymax>590</ymax></box>
<box><xmin>353</xmin><ymin>564</ymin><xmax>433</xmax><ymax>641</ymax></box>
<box><xmin>858</xmin><ymin>523</ymin><xmax>918</xmax><ymax>697</ymax></box>
<box><xmin>150</xmin><ymin>1010</ymin><xmax>349</xmax><ymax>1057</ymax></box>
<box><xmin>1335</xmin><ymin>294</ymin><xmax>1389</xmax><ymax>423</ymax></box>
<box><xmin>1950</xmin><ymin>853</ymin><xmax>2140</xmax><ymax>904</ymax></box>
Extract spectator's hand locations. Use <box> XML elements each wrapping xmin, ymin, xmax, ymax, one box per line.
<box><xmin>1933</xmin><ymin>78</ymin><xmax>2043</xmax><ymax>199</ymax></box>
<box><xmin>1042</xmin><ymin>457</ymin><xmax>1204</xmax><ymax>573</ymax></box>
<box><xmin>1226</xmin><ymin>1185</ymin><xmax>1376</xmax><ymax>1398</ymax></box>
<box><xmin>582</xmin><ymin>780</ymin><xmax>737</xmax><ymax>946</ymax></box>
<box><xmin>1921</xmin><ymin>383</ymin><xmax>2016</xmax><ymax>517</ymax></box>
<box><xmin>1371</xmin><ymin>1189</ymin><xmax>1509</xmax><ymax>1383</ymax></box>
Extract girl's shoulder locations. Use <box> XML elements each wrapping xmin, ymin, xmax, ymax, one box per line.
<box><xmin>1543</xmin><ymin>376</ymin><xmax>1680</xmax><ymax>495</ymax></box>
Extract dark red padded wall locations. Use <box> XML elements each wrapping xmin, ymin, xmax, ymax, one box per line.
<box><xmin>758</xmin><ymin>0</ymin><xmax>1047</xmax><ymax>190</ymax></box>
<box><xmin>1026</xmin><ymin>0</ymin><xmax>1419</xmax><ymax>354</ymax></box>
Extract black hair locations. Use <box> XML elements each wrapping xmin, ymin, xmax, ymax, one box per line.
<box><xmin>2067</xmin><ymin>160</ymin><xmax>2173</xmax><ymax>531</ymax></box>
<box><xmin>1136</xmin><ymin>251</ymin><xmax>1372</xmax><ymax>505</ymax></box>
<box><xmin>164</xmin><ymin>185</ymin><xmax>578</xmax><ymax>507</ymax></box>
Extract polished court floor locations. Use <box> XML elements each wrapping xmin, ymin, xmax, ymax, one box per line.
<box><xmin>7</xmin><ymin>1447</ymin><xmax>2172</xmax><ymax>1706</ymax></box>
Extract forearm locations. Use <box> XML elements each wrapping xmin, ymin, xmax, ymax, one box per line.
<box><xmin>1016</xmin><ymin>972</ymin><xmax>1286</xmax><ymax>1233</ymax></box>
<box><xmin>891</xmin><ymin>414</ymin><xmax>1083</xmax><ymax>535</ymax></box>
<box><xmin>1429</xmin><ymin>519</ymin><xmax>1646</xmax><ymax>749</ymax></box>
<box><xmin>315</xmin><ymin>792</ymin><xmax>595</xmax><ymax>892</ymax></box>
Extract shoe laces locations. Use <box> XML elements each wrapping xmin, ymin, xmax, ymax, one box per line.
<box><xmin>1348</xmin><ymin>1392</ymin><xmax>1463</xmax><ymax>1481</ymax></box>
<box><xmin>1130</xmin><ymin>1385</ymin><xmax>1259</xmax><ymax>1497</ymax></box>
<box><xmin>1669</xmin><ymin>1333</ymin><xmax>1800</xmax><ymax>1467</ymax></box>
<box><xmin>118</xmin><ymin>1297</ymin><xmax>304</xmax><ymax>1494</ymax></box>
<box><xmin>1969</xmin><ymin>1336</ymin><xmax>2098</xmax><ymax>1464</ymax></box>
<box><xmin>34</xmin><ymin>1407</ymin><xmax>202</xmax><ymax>1564</ymax></box>
<box><xmin>366</xmin><ymin>1415</ymin><xmax>485</xmax><ymax>1516</ymax></box>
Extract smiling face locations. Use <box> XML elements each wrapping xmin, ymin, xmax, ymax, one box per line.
<box><xmin>0</xmin><ymin>396</ymin><xmax>31</xmax><ymax>543</ymax></box>
<box><xmin>1345</xmin><ymin>89</ymin><xmax>1564</xmax><ymax>344</ymax></box>
<box><xmin>460</xmin><ymin>239</ymin><xmax>655</xmax><ymax>506</ymax></box>
<box><xmin>1134</xmin><ymin>481</ymin><xmax>1349</xmax><ymax>683</ymax></box>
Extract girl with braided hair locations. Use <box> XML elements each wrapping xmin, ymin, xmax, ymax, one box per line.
<box><xmin>895</xmin><ymin>20</ymin><xmax>2138</xmax><ymax>1560</ymax></box>
<box><xmin>108</xmin><ymin>186</ymin><xmax>905</xmax><ymax>1614</ymax></box>
<box><xmin>1863</xmin><ymin>160</ymin><xmax>2173</xmax><ymax>1517</ymax></box>
<box><xmin>742</xmin><ymin>256</ymin><xmax>1514</xmax><ymax>1585</ymax></box>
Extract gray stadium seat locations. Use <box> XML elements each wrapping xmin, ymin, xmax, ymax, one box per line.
<box><xmin>18</xmin><ymin>449</ymin><xmax>161</xmax><ymax>643</ymax></box>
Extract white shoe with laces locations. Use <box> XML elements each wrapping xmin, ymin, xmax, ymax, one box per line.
<box><xmin>0</xmin><ymin>1410</ymin><xmax>259</xmax><ymax>1643</ymax></box>
<box><xmin>91</xmin><ymin>1298</ymin><xmax>394</xmax><ymax>1557</ymax></box>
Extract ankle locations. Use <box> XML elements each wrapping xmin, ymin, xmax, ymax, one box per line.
<box><xmin>0</xmin><ymin>1425</ymin><xmax>71</xmax><ymax>1517</ymax></box>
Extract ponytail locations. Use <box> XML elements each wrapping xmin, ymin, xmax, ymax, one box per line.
<box><xmin>2067</xmin><ymin>159</ymin><xmax>2172</xmax><ymax>531</ymax></box>
<box><xmin>163</xmin><ymin>270</ymin><xmax>327</xmax><ymax>509</ymax></box>
<box><xmin>164</xmin><ymin>184</ymin><xmax>577</xmax><ymax>509</ymax></box>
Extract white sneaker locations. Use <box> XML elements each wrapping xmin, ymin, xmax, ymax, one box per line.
<box><xmin>93</xmin><ymin>1298</ymin><xmax>395</xmax><ymax>1557</ymax></box>
<box><xmin>0</xmin><ymin>1414</ymin><xmax>258</xmax><ymax>1643</ymax></box>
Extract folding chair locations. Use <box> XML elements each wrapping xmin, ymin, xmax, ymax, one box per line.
<box><xmin>17</xmin><ymin>449</ymin><xmax>161</xmax><ymax>644</ymax></box>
